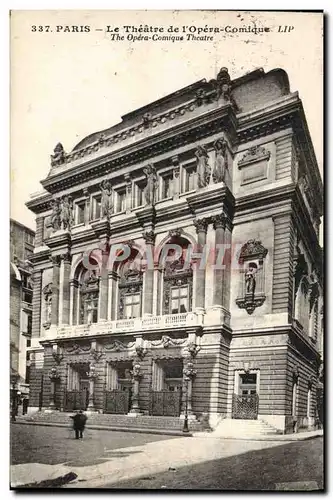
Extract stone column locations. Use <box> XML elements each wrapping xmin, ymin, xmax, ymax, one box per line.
<box><xmin>193</xmin><ymin>218</ymin><xmax>209</xmax><ymax>315</ymax></box>
<box><xmin>143</xmin><ymin>230</ymin><xmax>155</xmax><ymax>317</ymax></box>
<box><xmin>50</xmin><ymin>256</ymin><xmax>61</xmax><ymax>325</ymax></box>
<box><xmin>109</xmin><ymin>271</ymin><xmax>118</xmax><ymax>320</ymax></box>
<box><xmin>99</xmin><ymin>248</ymin><xmax>109</xmax><ymax>321</ymax></box>
<box><xmin>172</xmin><ymin>155</ymin><xmax>180</xmax><ymax>199</ymax></box>
<box><xmin>125</xmin><ymin>173</ymin><xmax>132</xmax><ymax>214</ymax></box>
<box><xmin>69</xmin><ymin>279</ymin><xmax>79</xmax><ymax>325</ymax></box>
<box><xmin>61</xmin><ymin>252</ymin><xmax>72</xmax><ymax>325</ymax></box>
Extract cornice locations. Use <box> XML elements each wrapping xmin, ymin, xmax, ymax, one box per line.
<box><xmin>40</xmin><ymin>105</ymin><xmax>237</xmax><ymax>194</ymax></box>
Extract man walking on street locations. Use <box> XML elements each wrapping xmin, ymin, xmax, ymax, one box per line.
<box><xmin>70</xmin><ymin>410</ymin><xmax>88</xmax><ymax>439</ymax></box>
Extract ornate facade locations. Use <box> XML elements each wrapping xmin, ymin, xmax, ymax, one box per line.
<box><xmin>26</xmin><ymin>67</ymin><xmax>323</xmax><ymax>433</ymax></box>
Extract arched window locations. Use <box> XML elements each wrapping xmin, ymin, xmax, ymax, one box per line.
<box><xmin>117</xmin><ymin>250</ymin><xmax>143</xmax><ymax>320</ymax></box>
<box><xmin>79</xmin><ymin>269</ymin><xmax>99</xmax><ymax>324</ymax></box>
<box><xmin>71</xmin><ymin>258</ymin><xmax>100</xmax><ymax>325</ymax></box>
<box><xmin>160</xmin><ymin>236</ymin><xmax>193</xmax><ymax>315</ymax></box>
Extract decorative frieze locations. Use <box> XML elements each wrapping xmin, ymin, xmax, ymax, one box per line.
<box><xmin>150</xmin><ymin>335</ymin><xmax>187</xmax><ymax>348</ymax></box>
<box><xmin>238</xmin><ymin>145</ymin><xmax>271</xmax><ymax>168</ymax></box>
<box><xmin>104</xmin><ymin>340</ymin><xmax>135</xmax><ymax>352</ymax></box>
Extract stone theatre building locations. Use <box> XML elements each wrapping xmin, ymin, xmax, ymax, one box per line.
<box><xmin>26</xmin><ymin>67</ymin><xmax>323</xmax><ymax>433</ymax></box>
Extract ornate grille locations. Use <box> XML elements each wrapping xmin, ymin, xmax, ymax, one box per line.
<box><xmin>64</xmin><ymin>390</ymin><xmax>89</xmax><ymax>411</ymax></box>
<box><xmin>150</xmin><ymin>390</ymin><xmax>182</xmax><ymax>417</ymax></box>
<box><xmin>232</xmin><ymin>393</ymin><xmax>259</xmax><ymax>420</ymax></box>
<box><xmin>104</xmin><ymin>390</ymin><xmax>131</xmax><ymax>414</ymax></box>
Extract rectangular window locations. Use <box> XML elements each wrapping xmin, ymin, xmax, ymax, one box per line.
<box><xmin>170</xmin><ymin>285</ymin><xmax>188</xmax><ymax>314</ymax></box>
<box><xmin>124</xmin><ymin>293</ymin><xmax>141</xmax><ymax>319</ymax></box>
<box><xmin>134</xmin><ymin>180</ymin><xmax>145</xmax><ymax>208</ymax></box>
<box><xmin>91</xmin><ymin>195</ymin><xmax>101</xmax><ymax>220</ymax></box>
<box><xmin>116</xmin><ymin>189</ymin><xmax>126</xmax><ymax>213</ymax></box>
<box><xmin>27</xmin><ymin>315</ymin><xmax>32</xmax><ymax>335</ymax></box>
<box><xmin>75</xmin><ymin>200</ymin><xmax>86</xmax><ymax>225</ymax></box>
<box><xmin>183</xmin><ymin>164</ymin><xmax>197</xmax><ymax>192</ymax></box>
<box><xmin>161</xmin><ymin>172</ymin><xmax>173</xmax><ymax>199</ymax></box>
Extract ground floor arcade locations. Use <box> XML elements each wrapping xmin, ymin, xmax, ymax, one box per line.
<box><xmin>28</xmin><ymin>328</ymin><xmax>322</xmax><ymax>433</ymax></box>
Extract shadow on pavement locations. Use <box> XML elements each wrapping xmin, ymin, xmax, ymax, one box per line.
<box><xmin>105</xmin><ymin>438</ymin><xmax>324</xmax><ymax>491</ymax></box>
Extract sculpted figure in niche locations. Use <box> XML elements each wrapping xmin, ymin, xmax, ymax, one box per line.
<box><xmin>213</xmin><ymin>138</ymin><xmax>228</xmax><ymax>183</ymax></box>
<box><xmin>245</xmin><ymin>263</ymin><xmax>257</xmax><ymax>295</ymax></box>
<box><xmin>195</xmin><ymin>145</ymin><xmax>210</xmax><ymax>188</ymax></box>
<box><xmin>60</xmin><ymin>195</ymin><xmax>73</xmax><ymax>230</ymax></box>
<box><xmin>51</xmin><ymin>143</ymin><xmax>66</xmax><ymax>165</ymax></box>
<box><xmin>100</xmin><ymin>180</ymin><xmax>113</xmax><ymax>219</ymax></box>
<box><xmin>143</xmin><ymin>164</ymin><xmax>157</xmax><ymax>205</ymax></box>
<box><xmin>50</xmin><ymin>199</ymin><xmax>61</xmax><ymax>231</ymax></box>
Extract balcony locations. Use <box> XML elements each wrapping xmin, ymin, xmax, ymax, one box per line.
<box><xmin>54</xmin><ymin>312</ymin><xmax>201</xmax><ymax>339</ymax></box>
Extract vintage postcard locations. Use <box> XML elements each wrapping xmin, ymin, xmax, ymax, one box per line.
<box><xmin>10</xmin><ymin>10</ymin><xmax>324</xmax><ymax>490</ymax></box>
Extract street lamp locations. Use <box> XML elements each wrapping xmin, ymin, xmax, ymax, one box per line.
<box><xmin>182</xmin><ymin>360</ymin><xmax>196</xmax><ymax>434</ymax></box>
<box><xmin>182</xmin><ymin>375</ymin><xmax>190</xmax><ymax>433</ymax></box>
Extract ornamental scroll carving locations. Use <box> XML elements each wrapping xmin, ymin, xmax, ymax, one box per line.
<box><xmin>238</xmin><ymin>145</ymin><xmax>271</xmax><ymax>168</ymax></box>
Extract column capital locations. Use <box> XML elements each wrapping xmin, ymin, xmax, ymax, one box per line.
<box><xmin>193</xmin><ymin>218</ymin><xmax>209</xmax><ymax>234</ymax></box>
<box><xmin>212</xmin><ymin>214</ymin><xmax>227</xmax><ymax>230</ymax></box>
<box><xmin>60</xmin><ymin>252</ymin><xmax>72</xmax><ymax>264</ymax></box>
<box><xmin>143</xmin><ymin>230</ymin><xmax>155</xmax><ymax>245</ymax></box>
<box><xmin>50</xmin><ymin>255</ymin><xmax>62</xmax><ymax>266</ymax></box>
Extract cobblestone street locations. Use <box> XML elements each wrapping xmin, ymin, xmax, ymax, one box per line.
<box><xmin>10</xmin><ymin>424</ymin><xmax>323</xmax><ymax>490</ymax></box>
<box><xmin>11</xmin><ymin>423</ymin><xmax>176</xmax><ymax>468</ymax></box>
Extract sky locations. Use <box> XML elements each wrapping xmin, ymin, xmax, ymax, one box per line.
<box><xmin>10</xmin><ymin>10</ymin><xmax>323</xmax><ymax>231</ymax></box>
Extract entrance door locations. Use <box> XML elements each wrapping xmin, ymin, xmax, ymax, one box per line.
<box><xmin>232</xmin><ymin>372</ymin><xmax>259</xmax><ymax>420</ymax></box>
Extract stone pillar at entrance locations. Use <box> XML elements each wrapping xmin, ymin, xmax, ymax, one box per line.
<box><xmin>50</xmin><ymin>256</ymin><xmax>61</xmax><ymax>325</ymax></box>
<box><xmin>129</xmin><ymin>363</ymin><xmax>143</xmax><ymax>415</ymax></box>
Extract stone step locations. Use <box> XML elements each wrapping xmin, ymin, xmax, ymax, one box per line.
<box><xmin>213</xmin><ymin>419</ymin><xmax>281</xmax><ymax>437</ymax></box>
<box><xmin>21</xmin><ymin>411</ymin><xmax>204</xmax><ymax>432</ymax></box>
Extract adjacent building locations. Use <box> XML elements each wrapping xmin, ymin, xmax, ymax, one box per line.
<box><xmin>26</xmin><ymin>67</ymin><xmax>323</xmax><ymax>433</ymax></box>
<box><xmin>10</xmin><ymin>219</ymin><xmax>35</xmax><ymax>407</ymax></box>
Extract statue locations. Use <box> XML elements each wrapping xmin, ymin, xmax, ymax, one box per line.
<box><xmin>51</xmin><ymin>143</ymin><xmax>66</xmax><ymax>166</ymax></box>
<box><xmin>212</xmin><ymin>138</ymin><xmax>228</xmax><ymax>183</ymax></box>
<box><xmin>245</xmin><ymin>264</ymin><xmax>257</xmax><ymax>295</ymax></box>
<box><xmin>60</xmin><ymin>195</ymin><xmax>73</xmax><ymax>230</ymax></box>
<box><xmin>50</xmin><ymin>198</ymin><xmax>61</xmax><ymax>231</ymax></box>
<box><xmin>195</xmin><ymin>145</ymin><xmax>210</xmax><ymax>188</ymax></box>
<box><xmin>143</xmin><ymin>164</ymin><xmax>157</xmax><ymax>205</ymax></box>
<box><xmin>100</xmin><ymin>180</ymin><xmax>113</xmax><ymax>219</ymax></box>
<box><xmin>216</xmin><ymin>67</ymin><xmax>232</xmax><ymax>101</ymax></box>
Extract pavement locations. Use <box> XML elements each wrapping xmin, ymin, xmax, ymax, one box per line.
<box><xmin>10</xmin><ymin>424</ymin><xmax>324</xmax><ymax>490</ymax></box>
